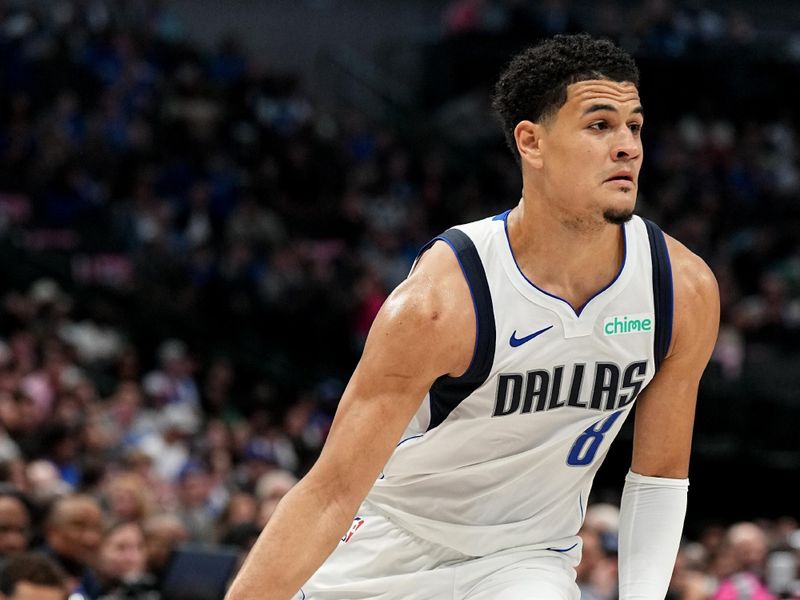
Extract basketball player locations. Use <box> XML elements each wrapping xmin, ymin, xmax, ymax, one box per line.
<box><xmin>226</xmin><ymin>33</ymin><xmax>720</xmax><ymax>600</ymax></box>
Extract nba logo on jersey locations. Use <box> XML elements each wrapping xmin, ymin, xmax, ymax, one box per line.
<box><xmin>341</xmin><ymin>517</ymin><xmax>365</xmax><ymax>543</ymax></box>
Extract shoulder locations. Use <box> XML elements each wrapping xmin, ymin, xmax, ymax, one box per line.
<box><xmin>662</xmin><ymin>233</ymin><xmax>719</xmax><ymax>359</ymax></box>
<box><xmin>390</xmin><ymin>239</ymin><xmax>470</xmax><ymax>326</ymax></box>
<box><xmin>664</xmin><ymin>234</ymin><xmax>718</xmax><ymax>308</ymax></box>
<box><xmin>367</xmin><ymin>239</ymin><xmax>476</xmax><ymax>378</ymax></box>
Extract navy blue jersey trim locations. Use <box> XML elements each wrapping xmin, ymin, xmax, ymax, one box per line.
<box><xmin>644</xmin><ymin>219</ymin><xmax>674</xmax><ymax>371</ymax></box>
<box><xmin>396</xmin><ymin>434</ymin><xmax>423</xmax><ymax>447</ymax></box>
<box><xmin>413</xmin><ymin>236</ymin><xmax>478</xmax><ymax>377</ymax></box>
<box><xmin>547</xmin><ymin>542</ymin><xmax>579</xmax><ymax>553</ymax></box>
<box><xmin>415</xmin><ymin>228</ymin><xmax>496</xmax><ymax>431</ymax></box>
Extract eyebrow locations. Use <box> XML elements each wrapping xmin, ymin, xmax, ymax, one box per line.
<box><xmin>583</xmin><ymin>104</ymin><xmax>644</xmax><ymax>116</ymax></box>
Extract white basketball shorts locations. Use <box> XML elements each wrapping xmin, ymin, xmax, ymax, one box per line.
<box><xmin>296</xmin><ymin>502</ymin><xmax>580</xmax><ymax>600</ymax></box>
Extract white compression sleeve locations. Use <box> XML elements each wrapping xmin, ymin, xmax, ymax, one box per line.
<box><xmin>618</xmin><ymin>469</ymin><xmax>689</xmax><ymax>600</ymax></box>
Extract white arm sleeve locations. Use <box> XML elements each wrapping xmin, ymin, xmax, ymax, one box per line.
<box><xmin>618</xmin><ymin>469</ymin><xmax>689</xmax><ymax>600</ymax></box>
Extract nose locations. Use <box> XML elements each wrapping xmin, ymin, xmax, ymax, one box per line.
<box><xmin>611</xmin><ymin>128</ymin><xmax>641</xmax><ymax>162</ymax></box>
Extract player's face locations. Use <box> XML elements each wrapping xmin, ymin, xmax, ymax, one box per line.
<box><xmin>538</xmin><ymin>79</ymin><xmax>643</xmax><ymax>226</ymax></box>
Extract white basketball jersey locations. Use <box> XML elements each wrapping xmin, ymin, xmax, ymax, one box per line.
<box><xmin>366</xmin><ymin>211</ymin><xmax>673</xmax><ymax>557</ymax></box>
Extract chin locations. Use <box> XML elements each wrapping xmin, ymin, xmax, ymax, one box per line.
<box><xmin>602</xmin><ymin>206</ymin><xmax>635</xmax><ymax>225</ymax></box>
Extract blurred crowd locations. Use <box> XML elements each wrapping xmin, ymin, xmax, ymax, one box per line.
<box><xmin>578</xmin><ymin>506</ymin><xmax>800</xmax><ymax>599</ymax></box>
<box><xmin>442</xmin><ymin>0</ymin><xmax>761</xmax><ymax>54</ymax></box>
<box><xmin>0</xmin><ymin>0</ymin><xmax>799</xmax><ymax>598</ymax></box>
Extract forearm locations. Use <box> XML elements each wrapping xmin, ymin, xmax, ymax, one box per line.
<box><xmin>617</xmin><ymin>470</ymin><xmax>689</xmax><ymax>600</ymax></box>
<box><xmin>225</xmin><ymin>477</ymin><xmax>358</xmax><ymax>600</ymax></box>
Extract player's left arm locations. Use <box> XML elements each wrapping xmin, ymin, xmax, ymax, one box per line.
<box><xmin>618</xmin><ymin>234</ymin><xmax>720</xmax><ymax>600</ymax></box>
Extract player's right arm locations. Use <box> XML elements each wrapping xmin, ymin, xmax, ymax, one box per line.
<box><xmin>225</xmin><ymin>241</ymin><xmax>475</xmax><ymax>600</ymax></box>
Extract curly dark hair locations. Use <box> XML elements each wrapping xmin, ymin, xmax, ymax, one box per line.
<box><xmin>492</xmin><ymin>33</ymin><xmax>639</xmax><ymax>159</ymax></box>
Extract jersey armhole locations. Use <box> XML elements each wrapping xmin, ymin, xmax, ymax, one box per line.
<box><xmin>414</xmin><ymin>229</ymin><xmax>496</xmax><ymax>430</ymax></box>
<box><xmin>643</xmin><ymin>219</ymin><xmax>674</xmax><ymax>372</ymax></box>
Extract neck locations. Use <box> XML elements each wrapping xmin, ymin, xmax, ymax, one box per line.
<box><xmin>506</xmin><ymin>195</ymin><xmax>626</xmax><ymax>312</ymax></box>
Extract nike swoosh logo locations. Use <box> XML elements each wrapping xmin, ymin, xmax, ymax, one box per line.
<box><xmin>509</xmin><ymin>325</ymin><xmax>553</xmax><ymax>347</ymax></box>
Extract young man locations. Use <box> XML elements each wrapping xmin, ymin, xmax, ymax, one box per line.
<box><xmin>227</xmin><ymin>33</ymin><xmax>719</xmax><ymax>600</ymax></box>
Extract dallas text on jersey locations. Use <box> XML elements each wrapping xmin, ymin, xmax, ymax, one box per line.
<box><xmin>492</xmin><ymin>360</ymin><xmax>648</xmax><ymax>417</ymax></box>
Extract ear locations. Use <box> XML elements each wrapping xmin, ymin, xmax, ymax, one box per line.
<box><xmin>514</xmin><ymin>120</ymin><xmax>545</xmax><ymax>169</ymax></box>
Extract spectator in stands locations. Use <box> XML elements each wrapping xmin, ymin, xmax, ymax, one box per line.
<box><xmin>102</xmin><ymin>472</ymin><xmax>154</xmax><ymax>523</ymax></box>
<box><xmin>712</xmin><ymin>522</ymin><xmax>775</xmax><ymax>600</ymax></box>
<box><xmin>39</xmin><ymin>494</ymin><xmax>103</xmax><ymax>594</ymax></box>
<box><xmin>0</xmin><ymin>490</ymin><xmax>30</xmax><ymax>562</ymax></box>
<box><xmin>254</xmin><ymin>469</ymin><xmax>297</xmax><ymax>528</ymax></box>
<box><xmin>0</xmin><ymin>552</ymin><xmax>67</xmax><ymax>600</ymax></box>
<box><xmin>141</xmin><ymin>514</ymin><xmax>188</xmax><ymax>589</ymax></box>
<box><xmin>0</xmin><ymin>391</ymin><xmax>37</xmax><ymax>460</ymax></box>
<box><xmin>40</xmin><ymin>423</ymin><xmax>82</xmax><ymax>489</ymax></box>
<box><xmin>215</xmin><ymin>492</ymin><xmax>257</xmax><ymax>544</ymax></box>
<box><xmin>667</xmin><ymin>542</ymin><xmax>714</xmax><ymax>600</ymax></box>
<box><xmin>175</xmin><ymin>461</ymin><xmax>215</xmax><ymax>544</ymax></box>
<box><xmin>93</xmin><ymin>520</ymin><xmax>159</xmax><ymax>599</ymax></box>
<box><xmin>135</xmin><ymin>405</ymin><xmax>194</xmax><ymax>483</ymax></box>
<box><xmin>576</xmin><ymin>527</ymin><xmax>614</xmax><ymax>600</ymax></box>
<box><xmin>142</xmin><ymin>339</ymin><xmax>200</xmax><ymax>416</ymax></box>
<box><xmin>25</xmin><ymin>460</ymin><xmax>71</xmax><ymax>507</ymax></box>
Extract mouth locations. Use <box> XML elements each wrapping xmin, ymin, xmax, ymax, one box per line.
<box><xmin>604</xmin><ymin>173</ymin><xmax>634</xmax><ymax>184</ymax></box>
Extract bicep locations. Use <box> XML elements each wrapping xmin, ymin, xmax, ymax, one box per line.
<box><xmin>632</xmin><ymin>246</ymin><xmax>720</xmax><ymax>477</ymax></box>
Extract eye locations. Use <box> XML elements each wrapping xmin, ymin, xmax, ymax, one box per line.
<box><xmin>628</xmin><ymin>122</ymin><xmax>643</xmax><ymax>135</ymax></box>
<box><xmin>589</xmin><ymin>121</ymin><xmax>609</xmax><ymax>131</ymax></box>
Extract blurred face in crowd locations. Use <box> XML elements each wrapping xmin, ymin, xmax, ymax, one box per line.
<box><xmin>143</xmin><ymin>515</ymin><xmax>188</xmax><ymax>573</ymax></box>
<box><xmin>179</xmin><ymin>468</ymin><xmax>211</xmax><ymax>508</ymax></box>
<box><xmin>99</xmin><ymin>523</ymin><xmax>147</xmax><ymax>581</ymax></box>
<box><xmin>223</xmin><ymin>493</ymin><xmax>257</xmax><ymax>526</ymax></box>
<box><xmin>105</xmin><ymin>474</ymin><xmax>149</xmax><ymax>522</ymax></box>
<box><xmin>26</xmin><ymin>461</ymin><xmax>65</xmax><ymax>502</ymax></box>
<box><xmin>521</xmin><ymin>79</ymin><xmax>643</xmax><ymax>228</ymax></box>
<box><xmin>45</xmin><ymin>496</ymin><xmax>103</xmax><ymax>566</ymax></box>
<box><xmin>112</xmin><ymin>382</ymin><xmax>143</xmax><ymax>426</ymax></box>
<box><xmin>0</xmin><ymin>496</ymin><xmax>30</xmax><ymax>555</ymax></box>
<box><xmin>0</xmin><ymin>392</ymin><xmax>36</xmax><ymax>434</ymax></box>
<box><xmin>728</xmin><ymin>522</ymin><xmax>768</xmax><ymax>571</ymax></box>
